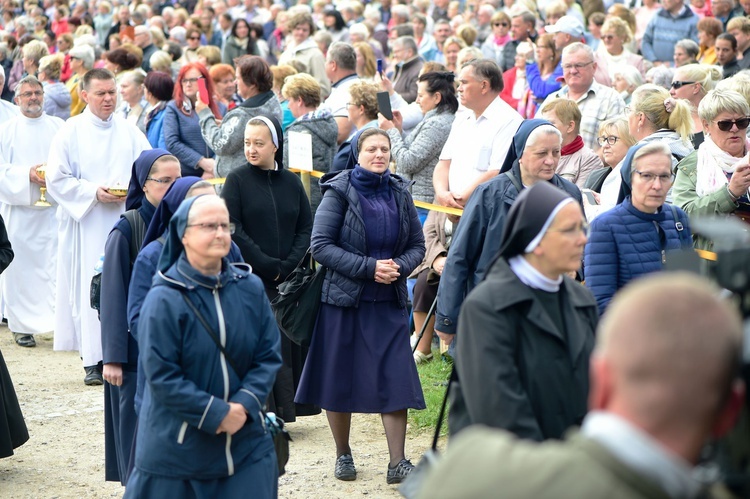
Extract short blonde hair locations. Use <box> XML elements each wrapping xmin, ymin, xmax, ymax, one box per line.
<box><xmin>674</xmin><ymin>63</ymin><xmax>723</xmax><ymax>95</ymax></box>
<box><xmin>598</xmin><ymin>117</ymin><xmax>637</xmax><ymax>147</ymax></box>
<box><xmin>715</xmin><ymin>72</ymin><xmax>750</xmax><ymax>106</ymax></box>
<box><xmin>456</xmin><ymin>23</ymin><xmax>477</xmax><ymax>47</ymax></box>
<box><xmin>22</xmin><ymin>39</ymin><xmax>49</xmax><ymax>66</ymax></box>
<box><xmin>196</xmin><ymin>45</ymin><xmax>221</xmax><ymax>66</ymax></box>
<box><xmin>601</xmin><ymin>17</ymin><xmax>633</xmax><ymax>44</ymax></box>
<box><xmin>281</xmin><ymin>73</ymin><xmax>322</xmax><ymax>108</ymax></box>
<box><xmin>270</xmin><ymin>64</ymin><xmax>298</xmax><ymax>92</ymax></box>
<box><xmin>698</xmin><ymin>88</ymin><xmax>750</xmax><ymax>123</ymax></box>
<box><xmin>348</xmin><ymin>81</ymin><xmax>379</xmax><ymax>120</ymax></box>
<box><xmin>540</xmin><ymin>98</ymin><xmax>582</xmax><ymax>134</ymax></box>
<box><xmin>38</xmin><ymin>53</ymin><xmax>63</xmax><ymax>80</ymax></box>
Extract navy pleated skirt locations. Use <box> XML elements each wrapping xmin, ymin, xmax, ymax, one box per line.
<box><xmin>295</xmin><ymin>301</ymin><xmax>425</xmax><ymax>413</ymax></box>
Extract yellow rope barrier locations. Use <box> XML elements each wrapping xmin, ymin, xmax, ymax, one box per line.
<box><xmin>209</xmin><ymin>171</ymin><xmax>720</xmax><ymax>262</ymax></box>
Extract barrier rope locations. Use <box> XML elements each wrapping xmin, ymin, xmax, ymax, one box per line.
<box><xmin>207</xmin><ymin>171</ymin><xmax>720</xmax><ymax>262</ymax></box>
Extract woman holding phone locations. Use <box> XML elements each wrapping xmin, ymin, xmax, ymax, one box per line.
<box><xmin>674</xmin><ymin>88</ymin><xmax>750</xmax><ymax>250</ymax></box>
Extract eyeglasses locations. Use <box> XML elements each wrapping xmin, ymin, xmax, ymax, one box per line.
<box><xmin>561</xmin><ymin>61</ymin><xmax>594</xmax><ymax>71</ymax></box>
<box><xmin>632</xmin><ymin>169</ymin><xmax>675</xmax><ymax>184</ymax></box>
<box><xmin>18</xmin><ymin>91</ymin><xmax>43</xmax><ymax>98</ymax></box>
<box><xmin>597</xmin><ymin>135</ymin><xmax>620</xmax><ymax>146</ymax></box>
<box><xmin>146</xmin><ymin>176</ymin><xmax>177</xmax><ymax>185</ymax></box>
<box><xmin>188</xmin><ymin>36</ymin><xmax>201</xmax><ymax>40</ymax></box>
<box><xmin>186</xmin><ymin>222</ymin><xmax>236</xmax><ymax>234</ymax></box>
<box><xmin>601</xmin><ymin>34</ymin><xmax>615</xmax><ymax>41</ymax></box>
<box><xmin>670</xmin><ymin>80</ymin><xmax>696</xmax><ymax>89</ymax></box>
<box><xmin>345</xmin><ymin>102</ymin><xmax>359</xmax><ymax>107</ymax></box>
<box><xmin>493</xmin><ymin>22</ymin><xmax>508</xmax><ymax>27</ymax></box>
<box><xmin>713</xmin><ymin>117</ymin><xmax>750</xmax><ymax>131</ymax></box>
<box><xmin>182</xmin><ymin>77</ymin><xmax>204</xmax><ymax>85</ymax></box>
<box><xmin>547</xmin><ymin>220</ymin><xmax>590</xmax><ymax>238</ymax></box>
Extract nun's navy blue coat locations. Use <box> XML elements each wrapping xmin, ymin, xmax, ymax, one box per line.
<box><xmin>127</xmin><ymin>238</ymin><xmax>243</xmax><ymax>414</ymax></box>
<box><xmin>101</xmin><ymin>202</ymin><xmax>154</xmax><ymax>483</ymax></box>
<box><xmin>435</xmin><ymin>162</ymin><xmax>582</xmax><ymax>334</ymax></box>
<box><xmin>128</xmin><ymin>254</ymin><xmax>281</xmax><ymax>489</ymax></box>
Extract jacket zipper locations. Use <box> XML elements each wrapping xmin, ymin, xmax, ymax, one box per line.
<box><xmin>177</xmin><ymin>421</ymin><xmax>188</xmax><ymax>444</ymax></box>
<box><xmin>212</xmin><ymin>286</ymin><xmax>234</xmax><ymax>476</ymax></box>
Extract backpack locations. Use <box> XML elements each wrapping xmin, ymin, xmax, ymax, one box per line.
<box><xmin>90</xmin><ymin>210</ymin><xmax>147</xmax><ymax>311</ymax></box>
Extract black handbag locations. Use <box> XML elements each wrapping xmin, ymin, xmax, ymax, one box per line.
<box><xmin>180</xmin><ymin>293</ymin><xmax>292</xmax><ymax>476</ymax></box>
<box><xmin>270</xmin><ymin>248</ymin><xmax>325</xmax><ymax>348</ymax></box>
<box><xmin>399</xmin><ymin>367</ymin><xmax>455</xmax><ymax>498</ymax></box>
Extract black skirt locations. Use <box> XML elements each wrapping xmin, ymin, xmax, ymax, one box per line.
<box><xmin>0</xmin><ymin>348</ymin><xmax>29</xmax><ymax>458</ymax></box>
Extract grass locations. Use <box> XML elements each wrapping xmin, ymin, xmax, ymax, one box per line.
<box><xmin>408</xmin><ymin>351</ymin><xmax>453</xmax><ymax>436</ymax></box>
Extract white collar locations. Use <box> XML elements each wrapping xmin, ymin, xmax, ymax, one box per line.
<box><xmin>84</xmin><ymin>107</ymin><xmax>114</xmax><ymax>128</ymax></box>
<box><xmin>508</xmin><ymin>255</ymin><xmax>562</xmax><ymax>292</ymax></box>
<box><xmin>582</xmin><ymin>412</ymin><xmax>702</xmax><ymax>499</ymax></box>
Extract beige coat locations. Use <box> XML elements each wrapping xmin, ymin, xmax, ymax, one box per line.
<box><xmin>557</xmin><ymin>146</ymin><xmax>603</xmax><ymax>189</ymax></box>
<box><xmin>278</xmin><ymin>38</ymin><xmax>331</xmax><ymax>98</ymax></box>
<box><xmin>418</xmin><ymin>427</ymin><xmax>733</xmax><ymax>499</ymax></box>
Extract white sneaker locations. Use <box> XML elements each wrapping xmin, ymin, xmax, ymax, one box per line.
<box><xmin>410</xmin><ymin>334</ymin><xmax>418</xmax><ymax>349</ymax></box>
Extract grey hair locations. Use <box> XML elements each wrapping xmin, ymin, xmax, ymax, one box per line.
<box><xmin>698</xmin><ymin>88</ymin><xmax>750</xmax><ymax>123</ymax></box>
<box><xmin>14</xmin><ymin>75</ymin><xmax>43</xmax><ymax>98</ymax></box>
<box><xmin>562</xmin><ymin>42</ymin><xmax>594</xmax><ymax>62</ymax></box>
<box><xmin>632</xmin><ymin>142</ymin><xmax>673</xmax><ymax>172</ymax></box>
<box><xmin>525</xmin><ymin>124</ymin><xmax>562</xmax><ymax>149</ymax></box>
<box><xmin>715</xmin><ymin>70</ymin><xmax>750</xmax><ymax>105</ymax></box>
<box><xmin>69</xmin><ymin>44</ymin><xmax>95</xmax><ymax>70</ymax></box>
<box><xmin>614</xmin><ymin>65</ymin><xmax>644</xmax><ymax>90</ymax></box>
<box><xmin>645</xmin><ymin>66</ymin><xmax>674</xmax><ymax>90</ymax></box>
<box><xmin>675</xmin><ymin>39</ymin><xmax>700</xmax><ymax>60</ymax></box>
<box><xmin>327</xmin><ymin>41</ymin><xmax>357</xmax><ymax>72</ymax></box>
<box><xmin>394</xmin><ymin>36</ymin><xmax>418</xmax><ymax>56</ymax></box>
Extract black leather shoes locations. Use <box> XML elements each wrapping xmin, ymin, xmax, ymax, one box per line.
<box><xmin>84</xmin><ymin>365</ymin><xmax>103</xmax><ymax>386</ymax></box>
<box><xmin>13</xmin><ymin>333</ymin><xmax>36</xmax><ymax>348</ymax></box>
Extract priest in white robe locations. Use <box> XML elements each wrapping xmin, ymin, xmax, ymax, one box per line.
<box><xmin>46</xmin><ymin>68</ymin><xmax>150</xmax><ymax>385</ymax></box>
<box><xmin>0</xmin><ymin>76</ymin><xmax>64</xmax><ymax>348</ymax></box>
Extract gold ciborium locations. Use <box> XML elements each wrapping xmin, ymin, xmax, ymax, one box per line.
<box><xmin>108</xmin><ymin>183</ymin><xmax>128</xmax><ymax>197</ymax></box>
<box><xmin>34</xmin><ymin>163</ymin><xmax>51</xmax><ymax>207</ymax></box>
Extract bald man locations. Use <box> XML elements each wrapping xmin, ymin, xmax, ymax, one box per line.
<box><xmin>418</xmin><ymin>273</ymin><xmax>745</xmax><ymax>499</ymax></box>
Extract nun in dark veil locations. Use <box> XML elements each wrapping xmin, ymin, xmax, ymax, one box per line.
<box><xmin>125</xmin><ymin>195</ymin><xmax>281</xmax><ymax>498</ymax></box>
<box><xmin>100</xmin><ymin>149</ymin><xmax>182</xmax><ymax>484</ymax></box>
<box><xmin>435</xmin><ymin>119</ymin><xmax>583</xmax><ymax>355</ymax></box>
<box><xmin>220</xmin><ymin>115</ymin><xmax>316</xmax><ymax>423</ymax></box>
<box><xmin>449</xmin><ymin>181</ymin><xmax>599</xmax><ymax>440</ymax></box>
<box><xmin>127</xmin><ymin>178</ymin><xmax>241</xmax><ymax>416</ymax></box>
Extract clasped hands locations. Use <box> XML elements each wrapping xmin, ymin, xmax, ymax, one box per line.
<box><xmin>216</xmin><ymin>402</ymin><xmax>247</xmax><ymax>435</ymax></box>
<box><xmin>375</xmin><ymin>259</ymin><xmax>400</xmax><ymax>284</ymax></box>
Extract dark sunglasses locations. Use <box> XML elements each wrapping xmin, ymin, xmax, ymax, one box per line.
<box><xmin>493</xmin><ymin>22</ymin><xmax>508</xmax><ymax>27</ymax></box>
<box><xmin>670</xmin><ymin>80</ymin><xmax>696</xmax><ymax>89</ymax></box>
<box><xmin>714</xmin><ymin>117</ymin><xmax>750</xmax><ymax>131</ymax></box>
<box><xmin>188</xmin><ymin>36</ymin><xmax>201</xmax><ymax>40</ymax></box>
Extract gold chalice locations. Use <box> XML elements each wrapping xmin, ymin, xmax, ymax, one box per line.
<box><xmin>34</xmin><ymin>163</ymin><xmax>51</xmax><ymax>207</ymax></box>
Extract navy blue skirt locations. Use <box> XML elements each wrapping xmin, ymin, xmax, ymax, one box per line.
<box><xmin>295</xmin><ymin>301</ymin><xmax>425</xmax><ymax>413</ymax></box>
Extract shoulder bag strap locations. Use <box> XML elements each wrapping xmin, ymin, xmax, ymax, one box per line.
<box><xmin>179</xmin><ymin>291</ymin><xmax>242</xmax><ymax>376</ymax></box>
<box><xmin>668</xmin><ymin>204</ymin><xmax>688</xmax><ymax>246</ymax></box>
<box><xmin>504</xmin><ymin>170</ymin><xmax>523</xmax><ymax>193</ymax></box>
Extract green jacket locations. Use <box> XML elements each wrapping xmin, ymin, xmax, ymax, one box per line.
<box><xmin>673</xmin><ymin>151</ymin><xmax>740</xmax><ymax>251</ymax></box>
<box><xmin>418</xmin><ymin>427</ymin><xmax>732</xmax><ymax>499</ymax></box>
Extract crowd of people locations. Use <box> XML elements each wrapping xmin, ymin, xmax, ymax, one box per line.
<box><xmin>0</xmin><ymin>0</ymin><xmax>748</xmax><ymax>496</ymax></box>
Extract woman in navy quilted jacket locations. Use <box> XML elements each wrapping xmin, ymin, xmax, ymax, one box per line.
<box><xmin>584</xmin><ymin>142</ymin><xmax>693</xmax><ymax>315</ymax></box>
<box><xmin>295</xmin><ymin>128</ymin><xmax>426</xmax><ymax>485</ymax></box>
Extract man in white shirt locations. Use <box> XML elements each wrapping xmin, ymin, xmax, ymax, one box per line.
<box><xmin>419</xmin><ymin>273</ymin><xmax>746</xmax><ymax>499</ymax></box>
<box><xmin>433</xmin><ymin>59</ymin><xmax>523</xmax><ymax>209</ymax></box>
<box><xmin>538</xmin><ymin>43</ymin><xmax>626</xmax><ymax>150</ymax></box>
<box><xmin>321</xmin><ymin>42</ymin><xmax>361</xmax><ymax>144</ymax></box>
<box><xmin>0</xmin><ymin>76</ymin><xmax>63</xmax><ymax>348</ymax></box>
<box><xmin>46</xmin><ymin>69</ymin><xmax>150</xmax><ymax>386</ymax></box>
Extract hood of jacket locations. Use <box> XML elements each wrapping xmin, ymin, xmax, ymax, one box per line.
<box><xmin>290</xmin><ymin>109</ymin><xmax>338</xmax><ymax>149</ymax></box>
